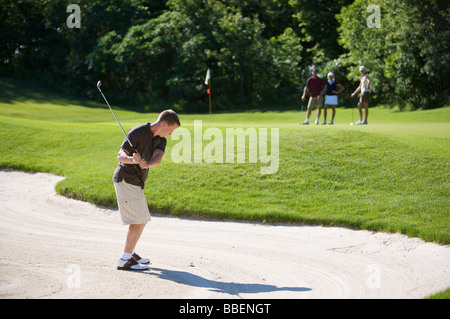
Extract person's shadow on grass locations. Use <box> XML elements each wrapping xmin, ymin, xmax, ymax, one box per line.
<box><xmin>145</xmin><ymin>267</ymin><xmax>311</xmax><ymax>297</ymax></box>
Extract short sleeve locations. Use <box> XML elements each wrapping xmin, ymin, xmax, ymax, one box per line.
<box><xmin>155</xmin><ymin>137</ymin><xmax>167</xmax><ymax>152</ymax></box>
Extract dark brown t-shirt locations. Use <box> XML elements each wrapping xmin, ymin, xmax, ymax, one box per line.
<box><xmin>113</xmin><ymin>123</ymin><xmax>166</xmax><ymax>189</ymax></box>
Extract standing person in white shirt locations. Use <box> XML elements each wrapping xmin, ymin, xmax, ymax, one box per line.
<box><xmin>351</xmin><ymin>66</ymin><xmax>371</xmax><ymax>124</ymax></box>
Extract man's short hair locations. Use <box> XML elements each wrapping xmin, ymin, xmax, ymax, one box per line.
<box><xmin>157</xmin><ymin>109</ymin><xmax>181</xmax><ymax>126</ymax></box>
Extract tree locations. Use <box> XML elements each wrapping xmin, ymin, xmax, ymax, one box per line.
<box><xmin>91</xmin><ymin>0</ymin><xmax>305</xmax><ymax>110</ymax></box>
<box><xmin>337</xmin><ymin>0</ymin><xmax>450</xmax><ymax>109</ymax></box>
<box><xmin>289</xmin><ymin>0</ymin><xmax>353</xmax><ymax>64</ymax></box>
<box><xmin>0</xmin><ymin>0</ymin><xmax>51</xmax><ymax>78</ymax></box>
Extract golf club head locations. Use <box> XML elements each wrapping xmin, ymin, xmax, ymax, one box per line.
<box><xmin>97</xmin><ymin>80</ymin><xmax>102</xmax><ymax>89</ymax></box>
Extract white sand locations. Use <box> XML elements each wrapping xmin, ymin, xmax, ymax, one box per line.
<box><xmin>0</xmin><ymin>169</ymin><xmax>449</xmax><ymax>299</ymax></box>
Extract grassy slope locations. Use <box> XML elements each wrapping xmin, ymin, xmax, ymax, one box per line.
<box><xmin>0</xmin><ymin>78</ymin><xmax>449</xmax><ymax>245</ymax></box>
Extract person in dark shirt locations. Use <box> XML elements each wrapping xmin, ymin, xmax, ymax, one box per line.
<box><xmin>114</xmin><ymin>109</ymin><xmax>180</xmax><ymax>270</ymax></box>
<box><xmin>301</xmin><ymin>69</ymin><xmax>327</xmax><ymax>125</ymax></box>
<box><xmin>323</xmin><ymin>72</ymin><xmax>345</xmax><ymax>124</ymax></box>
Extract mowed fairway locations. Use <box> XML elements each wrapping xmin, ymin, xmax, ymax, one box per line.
<box><xmin>0</xmin><ymin>78</ymin><xmax>449</xmax><ymax>244</ymax></box>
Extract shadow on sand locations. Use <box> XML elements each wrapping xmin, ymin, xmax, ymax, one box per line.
<box><xmin>145</xmin><ymin>267</ymin><xmax>311</xmax><ymax>297</ymax></box>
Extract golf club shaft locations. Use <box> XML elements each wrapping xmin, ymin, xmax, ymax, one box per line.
<box><xmin>97</xmin><ymin>83</ymin><xmax>134</xmax><ymax>149</ymax></box>
<box><xmin>96</xmin><ymin>81</ymin><xmax>146</xmax><ymax>188</ymax></box>
<box><xmin>352</xmin><ymin>96</ymin><xmax>354</xmax><ymax>124</ymax></box>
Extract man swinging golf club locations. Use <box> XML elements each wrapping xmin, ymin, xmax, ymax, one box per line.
<box><xmin>113</xmin><ymin>110</ymin><xmax>180</xmax><ymax>270</ymax></box>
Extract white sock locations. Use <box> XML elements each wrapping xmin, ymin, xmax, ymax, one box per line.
<box><xmin>121</xmin><ymin>252</ymin><xmax>132</xmax><ymax>260</ymax></box>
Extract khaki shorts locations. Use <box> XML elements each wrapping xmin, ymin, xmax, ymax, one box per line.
<box><xmin>114</xmin><ymin>181</ymin><xmax>151</xmax><ymax>225</ymax></box>
<box><xmin>308</xmin><ymin>96</ymin><xmax>323</xmax><ymax>108</ymax></box>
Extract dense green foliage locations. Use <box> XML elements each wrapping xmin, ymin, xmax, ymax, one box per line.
<box><xmin>337</xmin><ymin>0</ymin><xmax>450</xmax><ymax>109</ymax></box>
<box><xmin>1</xmin><ymin>0</ymin><xmax>448</xmax><ymax>111</ymax></box>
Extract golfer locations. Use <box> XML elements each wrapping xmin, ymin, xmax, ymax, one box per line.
<box><xmin>113</xmin><ymin>109</ymin><xmax>180</xmax><ymax>270</ymax></box>
<box><xmin>302</xmin><ymin>69</ymin><xmax>327</xmax><ymax>125</ymax></box>
<box><xmin>323</xmin><ymin>72</ymin><xmax>345</xmax><ymax>125</ymax></box>
<box><xmin>351</xmin><ymin>66</ymin><xmax>371</xmax><ymax>124</ymax></box>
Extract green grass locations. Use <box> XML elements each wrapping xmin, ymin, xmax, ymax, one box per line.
<box><xmin>426</xmin><ymin>288</ymin><xmax>450</xmax><ymax>299</ymax></box>
<box><xmin>1</xmin><ymin>78</ymin><xmax>449</xmax><ymax>245</ymax></box>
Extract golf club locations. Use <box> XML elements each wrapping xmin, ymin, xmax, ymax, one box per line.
<box><xmin>300</xmin><ymin>100</ymin><xmax>303</xmax><ymax>124</ymax></box>
<box><xmin>300</xmin><ymin>85</ymin><xmax>304</xmax><ymax>114</ymax></box>
<box><xmin>299</xmin><ymin>85</ymin><xmax>304</xmax><ymax>124</ymax></box>
<box><xmin>350</xmin><ymin>95</ymin><xmax>355</xmax><ymax>126</ymax></box>
<box><xmin>96</xmin><ymin>81</ymin><xmax>145</xmax><ymax>187</ymax></box>
<box><xmin>97</xmin><ymin>81</ymin><xmax>135</xmax><ymax>149</ymax></box>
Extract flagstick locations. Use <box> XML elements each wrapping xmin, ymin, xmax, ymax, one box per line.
<box><xmin>205</xmin><ymin>68</ymin><xmax>212</xmax><ymax>118</ymax></box>
<box><xmin>208</xmin><ymin>79</ymin><xmax>212</xmax><ymax>115</ymax></box>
